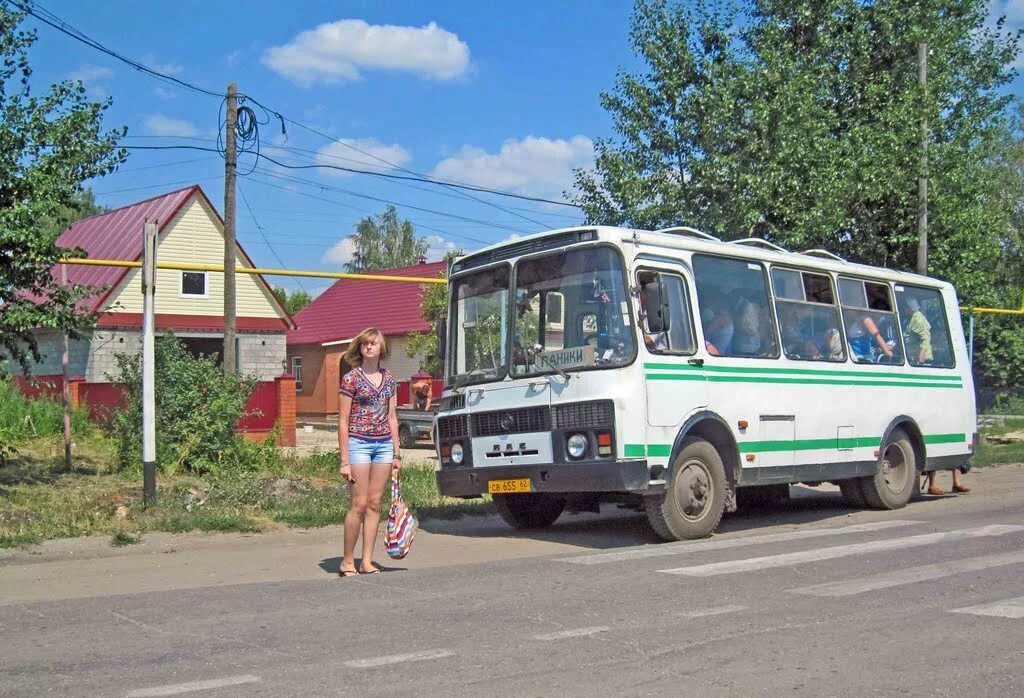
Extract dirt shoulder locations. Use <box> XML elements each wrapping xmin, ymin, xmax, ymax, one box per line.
<box><xmin>2</xmin><ymin>463</ymin><xmax>1020</xmax><ymax>607</ymax></box>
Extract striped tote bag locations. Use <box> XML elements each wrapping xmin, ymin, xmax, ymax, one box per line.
<box><xmin>385</xmin><ymin>469</ymin><xmax>418</xmax><ymax>559</ymax></box>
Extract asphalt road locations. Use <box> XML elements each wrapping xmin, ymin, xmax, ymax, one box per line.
<box><xmin>2</xmin><ymin>470</ymin><xmax>1023</xmax><ymax>697</ymax></box>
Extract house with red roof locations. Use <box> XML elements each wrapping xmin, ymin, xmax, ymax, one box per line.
<box><xmin>287</xmin><ymin>260</ymin><xmax>445</xmax><ymax>417</ymax></box>
<box><xmin>13</xmin><ymin>184</ymin><xmax>298</xmax><ymax>443</ymax></box>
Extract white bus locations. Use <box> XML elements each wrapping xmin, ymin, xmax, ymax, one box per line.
<box><xmin>434</xmin><ymin>226</ymin><xmax>976</xmax><ymax>540</ymax></box>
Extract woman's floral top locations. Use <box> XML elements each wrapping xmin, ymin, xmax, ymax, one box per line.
<box><xmin>339</xmin><ymin>368</ymin><xmax>396</xmax><ymax>439</ymax></box>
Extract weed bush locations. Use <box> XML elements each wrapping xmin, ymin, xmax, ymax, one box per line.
<box><xmin>108</xmin><ymin>334</ymin><xmax>279</xmax><ymax>475</ymax></box>
<box><xmin>0</xmin><ymin>377</ymin><xmax>91</xmax><ymax>464</ymax></box>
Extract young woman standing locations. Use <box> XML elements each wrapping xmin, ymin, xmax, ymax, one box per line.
<box><xmin>338</xmin><ymin>327</ymin><xmax>402</xmax><ymax>576</ymax></box>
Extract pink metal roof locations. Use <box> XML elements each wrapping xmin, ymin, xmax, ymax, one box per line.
<box><xmin>56</xmin><ymin>186</ymin><xmax>198</xmax><ymax>312</ymax></box>
<box><xmin>288</xmin><ymin>261</ymin><xmax>446</xmax><ymax>345</ymax></box>
<box><xmin>45</xmin><ymin>185</ymin><xmax>293</xmax><ymax>328</ymax></box>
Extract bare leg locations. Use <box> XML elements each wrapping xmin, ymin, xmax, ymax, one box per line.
<box><xmin>342</xmin><ymin>464</ymin><xmax>371</xmax><ymax>574</ymax></box>
<box><xmin>360</xmin><ymin>465</ymin><xmax>392</xmax><ymax>572</ymax></box>
<box><xmin>952</xmin><ymin>468</ymin><xmax>970</xmax><ymax>493</ymax></box>
<box><xmin>927</xmin><ymin>471</ymin><xmax>943</xmax><ymax>496</ymax></box>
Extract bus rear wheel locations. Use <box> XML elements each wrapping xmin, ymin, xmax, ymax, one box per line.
<box><xmin>493</xmin><ymin>493</ymin><xmax>565</xmax><ymax>529</ymax></box>
<box><xmin>860</xmin><ymin>428</ymin><xmax>917</xmax><ymax>510</ymax></box>
<box><xmin>645</xmin><ymin>437</ymin><xmax>726</xmax><ymax>541</ymax></box>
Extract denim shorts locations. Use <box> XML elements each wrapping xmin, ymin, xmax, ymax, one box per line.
<box><xmin>348</xmin><ymin>435</ymin><xmax>394</xmax><ymax>465</ymax></box>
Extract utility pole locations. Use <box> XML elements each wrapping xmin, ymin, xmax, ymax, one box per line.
<box><xmin>142</xmin><ymin>222</ymin><xmax>158</xmax><ymax>504</ymax></box>
<box><xmin>223</xmin><ymin>82</ymin><xmax>238</xmax><ymax>373</ymax></box>
<box><xmin>916</xmin><ymin>42</ymin><xmax>929</xmax><ymax>276</ymax></box>
<box><xmin>60</xmin><ymin>264</ymin><xmax>72</xmax><ymax>472</ymax></box>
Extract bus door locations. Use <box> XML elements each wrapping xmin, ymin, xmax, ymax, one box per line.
<box><xmin>634</xmin><ymin>264</ymin><xmax>708</xmax><ymax>427</ymax></box>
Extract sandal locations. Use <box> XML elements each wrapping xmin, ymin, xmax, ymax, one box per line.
<box><xmin>339</xmin><ymin>568</ymin><xmax>359</xmax><ymax>578</ymax></box>
<box><xmin>360</xmin><ymin>567</ymin><xmax>382</xmax><ymax>575</ymax></box>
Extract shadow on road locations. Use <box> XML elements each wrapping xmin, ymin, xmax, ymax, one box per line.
<box><xmin>318</xmin><ymin>556</ymin><xmax>408</xmax><ymax>575</ymax></box>
<box><xmin>418</xmin><ymin>485</ymin><xmax>941</xmax><ymax>551</ymax></box>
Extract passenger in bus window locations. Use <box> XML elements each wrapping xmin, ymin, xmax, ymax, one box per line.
<box><xmin>732</xmin><ymin>296</ymin><xmax>761</xmax><ymax>356</ymax></box>
<box><xmin>701</xmin><ymin>300</ymin><xmax>733</xmax><ymax>355</ymax></box>
<box><xmin>778</xmin><ymin>304</ymin><xmax>818</xmax><ymax>359</ymax></box>
<box><xmin>901</xmin><ymin>297</ymin><xmax>933</xmax><ymax>365</ymax></box>
<box><xmin>846</xmin><ymin>310</ymin><xmax>895</xmax><ymax>362</ymax></box>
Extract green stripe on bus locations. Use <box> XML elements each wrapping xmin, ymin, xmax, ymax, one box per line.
<box><xmin>646</xmin><ymin>373</ymin><xmax>962</xmax><ymax>389</ymax></box>
<box><xmin>923</xmin><ymin>433</ymin><xmax>968</xmax><ymax>445</ymax></box>
<box><xmin>642</xmin><ymin>362</ymin><xmax>961</xmax><ymax>382</ymax></box>
<box><xmin>624</xmin><ymin>433</ymin><xmax>965</xmax><ymax>457</ymax></box>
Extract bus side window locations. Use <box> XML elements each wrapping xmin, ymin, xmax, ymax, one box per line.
<box><xmin>772</xmin><ymin>268</ymin><xmax>845</xmax><ymax>362</ymax></box>
<box><xmin>894</xmin><ymin>285</ymin><xmax>955</xmax><ymax>368</ymax></box>
<box><xmin>839</xmin><ymin>278</ymin><xmax>905</xmax><ymax>365</ymax></box>
<box><xmin>693</xmin><ymin>255</ymin><xmax>778</xmax><ymax>358</ymax></box>
<box><xmin>637</xmin><ymin>270</ymin><xmax>696</xmax><ymax>354</ymax></box>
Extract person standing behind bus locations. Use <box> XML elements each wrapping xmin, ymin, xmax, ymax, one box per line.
<box><xmin>338</xmin><ymin>327</ymin><xmax>403</xmax><ymax>576</ymax></box>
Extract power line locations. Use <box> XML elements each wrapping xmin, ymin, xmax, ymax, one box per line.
<box><xmin>237</xmin><ymin>182</ymin><xmax>307</xmax><ymax>293</ymax></box>
<box><xmin>11</xmin><ymin>0</ymin><xmax>222</xmax><ymax>98</ymax></box>
<box><xmin>18</xmin><ymin>1</ymin><xmax>583</xmax><ymax>212</ymax></box>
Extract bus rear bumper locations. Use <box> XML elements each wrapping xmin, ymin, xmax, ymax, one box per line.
<box><xmin>436</xmin><ymin>460</ymin><xmax>651</xmax><ymax>497</ymax></box>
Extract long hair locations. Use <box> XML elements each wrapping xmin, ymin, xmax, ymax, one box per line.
<box><xmin>344</xmin><ymin>327</ymin><xmax>389</xmax><ymax>368</ymax></box>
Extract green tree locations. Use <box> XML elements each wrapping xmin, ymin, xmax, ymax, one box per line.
<box><xmin>406</xmin><ymin>250</ymin><xmax>461</xmax><ymax>376</ymax></box>
<box><xmin>574</xmin><ymin>0</ymin><xmax>1021</xmax><ymax>300</ymax></box>
<box><xmin>272</xmin><ymin>287</ymin><xmax>313</xmax><ymax>315</ymax></box>
<box><xmin>344</xmin><ymin>205</ymin><xmax>428</xmax><ymax>273</ymax></box>
<box><xmin>0</xmin><ymin>6</ymin><xmax>126</xmax><ymax>376</ymax></box>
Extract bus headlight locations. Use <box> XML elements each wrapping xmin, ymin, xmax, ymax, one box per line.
<box><xmin>450</xmin><ymin>442</ymin><xmax>465</xmax><ymax>464</ymax></box>
<box><xmin>566</xmin><ymin>433</ymin><xmax>588</xmax><ymax>460</ymax></box>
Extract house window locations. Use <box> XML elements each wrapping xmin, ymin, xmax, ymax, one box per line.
<box><xmin>181</xmin><ymin>271</ymin><xmax>207</xmax><ymax>297</ymax></box>
<box><xmin>291</xmin><ymin>357</ymin><xmax>303</xmax><ymax>391</ymax></box>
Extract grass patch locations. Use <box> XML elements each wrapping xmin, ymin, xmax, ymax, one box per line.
<box><xmin>972</xmin><ymin>440</ymin><xmax>1024</xmax><ymax>468</ymax></box>
<box><xmin>110</xmin><ymin>531</ymin><xmax>141</xmax><ymax>547</ymax></box>
<box><xmin>1</xmin><ymin>441</ymin><xmax>490</xmax><ymax>547</ymax></box>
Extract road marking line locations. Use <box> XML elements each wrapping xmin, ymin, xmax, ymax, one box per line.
<box><xmin>125</xmin><ymin>675</ymin><xmax>260</xmax><ymax>697</ymax></box>
<box><xmin>951</xmin><ymin>596</ymin><xmax>1024</xmax><ymax>619</ymax></box>
<box><xmin>680</xmin><ymin>604</ymin><xmax>747</xmax><ymax>617</ymax></box>
<box><xmin>557</xmin><ymin>521</ymin><xmax>921</xmax><ymax>565</ymax></box>
<box><xmin>345</xmin><ymin>649</ymin><xmax>454</xmax><ymax>668</ymax></box>
<box><xmin>659</xmin><ymin>525</ymin><xmax>1024</xmax><ymax>577</ymax></box>
<box><xmin>533</xmin><ymin>626</ymin><xmax>610</xmax><ymax>640</ymax></box>
<box><xmin>790</xmin><ymin>551</ymin><xmax>1024</xmax><ymax>597</ymax></box>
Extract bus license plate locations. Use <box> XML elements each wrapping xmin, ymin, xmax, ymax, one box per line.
<box><xmin>487</xmin><ymin>478</ymin><xmax>532</xmax><ymax>494</ymax></box>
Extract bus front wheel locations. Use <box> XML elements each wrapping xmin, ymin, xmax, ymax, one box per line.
<box><xmin>645</xmin><ymin>437</ymin><xmax>726</xmax><ymax>541</ymax></box>
<box><xmin>493</xmin><ymin>493</ymin><xmax>565</xmax><ymax>529</ymax></box>
<box><xmin>860</xmin><ymin>428</ymin><xmax>917</xmax><ymax>510</ymax></box>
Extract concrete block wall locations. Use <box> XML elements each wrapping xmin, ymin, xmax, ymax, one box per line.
<box><xmin>239</xmin><ymin>332</ymin><xmax>287</xmax><ymax>381</ymax></box>
<box><xmin>17</xmin><ymin>329</ymin><xmax>284</xmax><ymax>382</ymax></box>
<box><xmin>15</xmin><ymin>329</ymin><xmax>140</xmax><ymax>382</ymax></box>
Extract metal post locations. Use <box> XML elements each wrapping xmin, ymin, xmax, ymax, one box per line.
<box><xmin>142</xmin><ymin>222</ymin><xmax>158</xmax><ymax>504</ymax></box>
<box><xmin>60</xmin><ymin>264</ymin><xmax>72</xmax><ymax>472</ymax></box>
<box><xmin>968</xmin><ymin>313</ymin><xmax>975</xmax><ymax>367</ymax></box>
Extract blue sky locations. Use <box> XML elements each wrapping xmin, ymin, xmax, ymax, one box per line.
<box><xmin>22</xmin><ymin>1</ymin><xmax>1024</xmax><ymax>295</ymax></box>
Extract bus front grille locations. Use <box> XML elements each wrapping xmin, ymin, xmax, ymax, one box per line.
<box><xmin>472</xmin><ymin>406</ymin><xmax>551</xmax><ymax>436</ymax></box>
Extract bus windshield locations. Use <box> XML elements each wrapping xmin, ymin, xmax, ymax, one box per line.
<box><xmin>449</xmin><ymin>264</ymin><xmax>511</xmax><ymax>386</ymax></box>
<box><xmin>511</xmin><ymin>246</ymin><xmax>635</xmax><ymax>377</ymax></box>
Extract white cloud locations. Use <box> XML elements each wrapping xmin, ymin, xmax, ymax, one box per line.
<box><xmin>315</xmin><ymin>138</ymin><xmax>411</xmax><ymax>176</ymax></box>
<box><xmin>144</xmin><ymin>114</ymin><xmax>199</xmax><ymax>138</ymax></box>
<box><xmin>261</xmin><ymin>19</ymin><xmax>471</xmax><ymax>86</ymax></box>
<box><xmin>430</xmin><ymin>135</ymin><xmax>595</xmax><ymax>201</ymax></box>
<box><xmin>323</xmin><ymin>237</ymin><xmax>357</xmax><ymax>265</ymax></box>
<box><xmin>152</xmin><ymin>86</ymin><xmax>177</xmax><ymax>100</ymax></box>
<box><xmin>226</xmin><ymin>50</ymin><xmax>241</xmax><ymax>66</ymax></box>
<box><xmin>142</xmin><ymin>54</ymin><xmax>184</xmax><ymax>75</ymax></box>
<box><xmin>68</xmin><ymin>64</ymin><xmax>113</xmax><ymax>101</ymax></box>
<box><xmin>423</xmin><ymin>235</ymin><xmax>458</xmax><ymax>261</ymax></box>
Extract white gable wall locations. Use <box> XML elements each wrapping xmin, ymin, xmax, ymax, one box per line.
<box><xmin>104</xmin><ymin>195</ymin><xmax>287</xmax><ymax>320</ymax></box>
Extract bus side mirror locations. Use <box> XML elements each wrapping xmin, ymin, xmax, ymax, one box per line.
<box><xmin>437</xmin><ymin>316</ymin><xmax>447</xmax><ymax>362</ymax></box>
<box><xmin>642</xmin><ymin>280</ymin><xmax>671</xmax><ymax>333</ymax></box>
